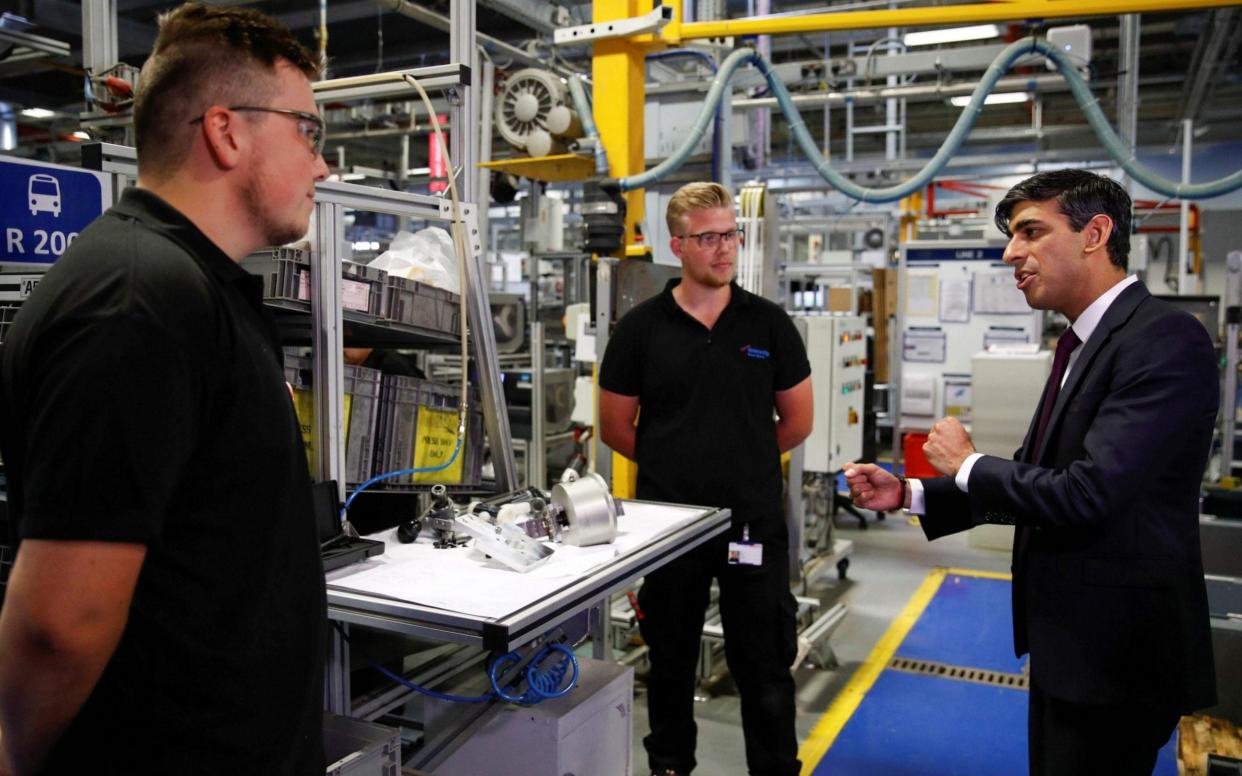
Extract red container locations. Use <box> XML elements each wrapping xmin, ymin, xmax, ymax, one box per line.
<box><xmin>902</xmin><ymin>433</ymin><xmax>938</xmax><ymax>479</ymax></box>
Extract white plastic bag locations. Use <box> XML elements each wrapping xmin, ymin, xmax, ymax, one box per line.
<box><xmin>368</xmin><ymin>227</ymin><xmax>460</xmax><ymax>293</ymax></box>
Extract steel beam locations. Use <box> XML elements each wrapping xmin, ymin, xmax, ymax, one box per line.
<box><xmin>81</xmin><ymin>0</ymin><xmax>119</xmax><ymax>75</ymax></box>
<box><xmin>674</xmin><ymin>0</ymin><xmax>1239</xmax><ymax>40</ymax></box>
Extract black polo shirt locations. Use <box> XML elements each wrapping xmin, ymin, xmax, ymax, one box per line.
<box><xmin>0</xmin><ymin>188</ymin><xmax>326</xmax><ymax>774</ymax></box>
<box><xmin>599</xmin><ymin>279</ymin><xmax>810</xmax><ymax>541</ymax></box>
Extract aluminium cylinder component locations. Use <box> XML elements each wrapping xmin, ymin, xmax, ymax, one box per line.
<box><xmin>551</xmin><ymin>472</ymin><xmax>621</xmax><ymax>546</ymax></box>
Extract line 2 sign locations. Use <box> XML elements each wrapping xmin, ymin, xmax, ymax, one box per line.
<box><xmin>1</xmin><ymin>155</ymin><xmax>111</xmax><ymax>266</ymax></box>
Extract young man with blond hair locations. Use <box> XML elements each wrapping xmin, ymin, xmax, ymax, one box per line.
<box><xmin>600</xmin><ymin>182</ymin><xmax>813</xmax><ymax>776</ymax></box>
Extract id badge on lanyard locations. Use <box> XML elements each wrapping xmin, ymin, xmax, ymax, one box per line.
<box><xmin>727</xmin><ymin>524</ymin><xmax>763</xmax><ymax>566</ymax></box>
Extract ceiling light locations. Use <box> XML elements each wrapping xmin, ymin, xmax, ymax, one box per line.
<box><xmin>904</xmin><ymin>24</ymin><xmax>1000</xmax><ymax>47</ymax></box>
<box><xmin>20</xmin><ymin>107</ymin><xmax>55</xmax><ymax>119</ymax></box>
<box><xmin>950</xmin><ymin>92</ymin><xmax>1029</xmax><ymax>107</ymax></box>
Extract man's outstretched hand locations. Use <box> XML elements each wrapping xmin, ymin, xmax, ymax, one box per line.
<box><xmin>843</xmin><ymin>463</ymin><xmax>904</xmax><ymax>512</ymax></box>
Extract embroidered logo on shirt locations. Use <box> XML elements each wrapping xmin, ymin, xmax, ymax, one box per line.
<box><xmin>740</xmin><ymin>345</ymin><xmax>770</xmax><ymax>360</ymax></box>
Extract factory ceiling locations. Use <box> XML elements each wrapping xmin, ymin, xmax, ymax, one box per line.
<box><xmin>0</xmin><ymin>1</ymin><xmax>1238</xmax><ymax>188</ymax></box>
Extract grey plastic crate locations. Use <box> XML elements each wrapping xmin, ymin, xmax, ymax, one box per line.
<box><xmin>0</xmin><ymin>304</ymin><xmax>21</xmax><ymax>345</ymax></box>
<box><xmin>323</xmin><ymin>713</ymin><xmax>399</xmax><ymax>776</ymax></box>
<box><xmin>243</xmin><ymin>247</ymin><xmax>309</xmax><ymax>303</ymax></box>
<box><xmin>285</xmin><ymin>355</ymin><xmax>382</xmax><ymax>486</ymax></box>
<box><xmin>340</xmin><ymin>262</ymin><xmax>386</xmax><ymax>316</ymax></box>
<box><xmin>373</xmin><ymin>375</ymin><xmax>483</xmax><ymax>487</ymax></box>
<box><xmin>243</xmin><ymin>250</ymin><xmax>386</xmax><ymax>318</ymax></box>
<box><xmin>382</xmin><ymin>275</ymin><xmax>461</xmax><ymax>336</ymax></box>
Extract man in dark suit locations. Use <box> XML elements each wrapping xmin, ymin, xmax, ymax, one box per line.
<box><xmin>845</xmin><ymin>169</ymin><xmax>1217</xmax><ymax>775</ymax></box>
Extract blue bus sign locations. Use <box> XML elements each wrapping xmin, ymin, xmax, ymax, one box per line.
<box><xmin>1</xmin><ymin>155</ymin><xmax>111</xmax><ymax>266</ymax></box>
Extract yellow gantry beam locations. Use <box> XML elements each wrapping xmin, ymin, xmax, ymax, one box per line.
<box><xmin>673</xmin><ymin>0</ymin><xmax>1239</xmax><ymax>39</ymax></box>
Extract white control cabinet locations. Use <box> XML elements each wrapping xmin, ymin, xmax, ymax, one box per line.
<box><xmin>799</xmin><ymin>315</ymin><xmax>867</xmax><ymax>473</ymax></box>
<box><xmin>436</xmin><ymin>659</ymin><xmax>633</xmax><ymax>776</ymax></box>
<box><xmin>968</xmin><ymin>348</ymin><xmax>1052</xmax><ymax>552</ymax></box>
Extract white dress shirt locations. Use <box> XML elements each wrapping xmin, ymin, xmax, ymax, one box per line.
<box><xmin>908</xmin><ymin>274</ymin><xmax>1139</xmax><ymax>513</ymax></box>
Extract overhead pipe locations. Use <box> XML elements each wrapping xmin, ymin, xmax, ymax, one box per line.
<box><xmin>615</xmin><ymin>37</ymin><xmax>1242</xmax><ymax>202</ymax></box>
<box><xmin>731</xmin><ymin>73</ymin><xmax>1066</xmax><ymax>110</ymax></box>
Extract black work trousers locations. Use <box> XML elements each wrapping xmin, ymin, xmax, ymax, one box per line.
<box><xmin>638</xmin><ymin>531</ymin><xmax>801</xmax><ymax>776</ymax></box>
<box><xmin>1028</xmin><ymin>682</ymin><xmax>1180</xmax><ymax>776</ymax></box>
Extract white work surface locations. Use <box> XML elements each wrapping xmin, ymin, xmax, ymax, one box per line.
<box><xmin>326</xmin><ymin>500</ymin><xmax>713</xmax><ymax>619</ymax></box>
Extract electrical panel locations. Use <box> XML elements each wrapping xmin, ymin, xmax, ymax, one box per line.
<box><xmin>798</xmin><ymin>315</ymin><xmax>867</xmax><ymax>473</ymax></box>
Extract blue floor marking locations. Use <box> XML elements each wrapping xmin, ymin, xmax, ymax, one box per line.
<box><xmin>810</xmin><ymin>572</ymin><xmax>1181</xmax><ymax>775</ymax></box>
<box><xmin>896</xmin><ymin>574</ymin><xmax>1027</xmax><ymax>675</ymax></box>
<box><xmin>811</xmin><ymin>670</ymin><xmax>1027</xmax><ymax>776</ymax></box>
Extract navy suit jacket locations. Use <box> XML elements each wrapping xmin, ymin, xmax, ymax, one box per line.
<box><xmin>920</xmin><ymin>281</ymin><xmax>1217</xmax><ymax>713</ymax></box>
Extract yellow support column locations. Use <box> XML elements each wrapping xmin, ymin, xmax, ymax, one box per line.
<box><xmin>592</xmin><ymin>0</ymin><xmax>663</xmax><ymax>499</ymax></box>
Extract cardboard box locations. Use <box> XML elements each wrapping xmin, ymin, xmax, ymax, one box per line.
<box><xmin>827</xmin><ymin>286</ymin><xmax>853</xmax><ymax>312</ymax></box>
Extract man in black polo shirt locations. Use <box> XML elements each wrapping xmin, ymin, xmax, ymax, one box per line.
<box><xmin>599</xmin><ymin>182</ymin><xmax>813</xmax><ymax>776</ymax></box>
<box><xmin>0</xmin><ymin>5</ymin><xmax>329</xmax><ymax>774</ymax></box>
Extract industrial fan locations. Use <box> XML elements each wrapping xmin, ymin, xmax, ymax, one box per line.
<box><xmin>495</xmin><ymin>68</ymin><xmax>584</xmax><ymax>157</ymax></box>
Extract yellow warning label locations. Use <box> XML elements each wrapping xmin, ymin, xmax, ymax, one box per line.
<box><xmin>290</xmin><ymin>389</ymin><xmax>352</xmax><ymax>473</ymax></box>
<box><xmin>412</xmin><ymin>407</ymin><xmax>464</xmax><ymax>484</ymax></box>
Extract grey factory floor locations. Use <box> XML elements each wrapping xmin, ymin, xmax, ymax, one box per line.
<box><xmin>627</xmin><ymin>504</ymin><xmax>1013</xmax><ymax>776</ymax></box>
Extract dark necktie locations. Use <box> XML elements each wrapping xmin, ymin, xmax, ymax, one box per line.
<box><xmin>1029</xmin><ymin>328</ymin><xmax>1081</xmax><ymax>462</ymax></box>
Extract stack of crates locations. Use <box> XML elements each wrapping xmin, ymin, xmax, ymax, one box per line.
<box><xmin>382</xmin><ymin>274</ymin><xmax>461</xmax><ymax>335</ymax></box>
<box><xmin>283</xmin><ymin>355</ymin><xmax>382</xmax><ymax>486</ymax></box>
<box><xmin>373</xmin><ymin>375</ymin><xmax>483</xmax><ymax>487</ymax></box>
<box><xmin>0</xmin><ymin>305</ymin><xmax>20</xmax><ymax>345</ymax></box>
<box><xmin>243</xmin><ymin>248</ymin><xmax>386</xmax><ymax>319</ymax></box>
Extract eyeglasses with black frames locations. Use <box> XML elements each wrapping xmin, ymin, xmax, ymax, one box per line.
<box><xmin>190</xmin><ymin>106</ymin><xmax>326</xmax><ymax>157</ymax></box>
<box><xmin>677</xmin><ymin>228</ymin><xmax>744</xmax><ymax>249</ymax></box>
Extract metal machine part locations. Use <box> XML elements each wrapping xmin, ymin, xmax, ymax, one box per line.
<box><xmin>393</xmin><ymin>476</ymin><xmax>622</xmax><ymax>571</ymax></box>
<box><xmin>464</xmin><ymin>474</ymin><xmax>623</xmax><ymax>570</ymax></box>
<box><xmin>454</xmin><ymin>512</ymin><xmax>554</xmax><ymax>572</ymax></box>
<box><xmin>495</xmin><ymin>68</ymin><xmax>584</xmax><ymax>157</ymax></box>
<box><xmin>398</xmin><ymin>484</ymin><xmax>464</xmax><ymax>548</ymax></box>
<box><xmin>551</xmin><ymin>473</ymin><xmax>621</xmax><ymax>546</ymax></box>
<box><xmin>508</xmin><ymin>472</ymin><xmax>621</xmax><ymax>547</ymax></box>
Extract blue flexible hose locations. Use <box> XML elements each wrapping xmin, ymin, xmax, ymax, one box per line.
<box><xmin>340</xmin><ymin>435</ymin><xmax>463</xmax><ymax>518</ymax></box>
<box><xmin>489</xmin><ymin>642</ymin><xmax>580</xmax><ymax>704</ymax></box>
<box><xmin>333</xmin><ymin>622</ymin><xmax>578</xmax><ymax>706</ymax></box>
